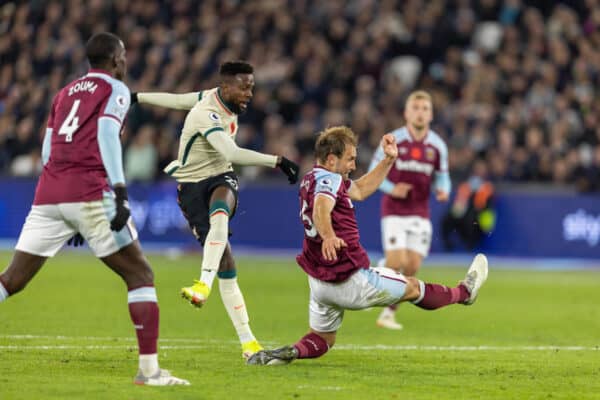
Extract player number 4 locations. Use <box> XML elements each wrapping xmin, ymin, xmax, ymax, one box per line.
<box><xmin>301</xmin><ymin>200</ymin><xmax>317</xmax><ymax>238</ymax></box>
<box><xmin>58</xmin><ymin>99</ymin><xmax>81</xmax><ymax>142</ymax></box>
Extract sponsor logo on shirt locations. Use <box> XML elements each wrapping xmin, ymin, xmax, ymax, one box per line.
<box><xmin>209</xmin><ymin>112</ymin><xmax>221</xmax><ymax>121</ymax></box>
<box><xmin>395</xmin><ymin>159</ymin><xmax>434</xmax><ymax>175</ymax></box>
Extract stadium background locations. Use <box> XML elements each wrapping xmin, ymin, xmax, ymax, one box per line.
<box><xmin>1</xmin><ymin>0</ymin><xmax>599</xmax><ymax>260</ymax></box>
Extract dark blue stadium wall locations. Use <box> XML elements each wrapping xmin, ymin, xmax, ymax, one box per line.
<box><xmin>0</xmin><ymin>178</ymin><xmax>599</xmax><ymax>259</ymax></box>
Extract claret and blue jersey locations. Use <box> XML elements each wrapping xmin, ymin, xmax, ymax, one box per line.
<box><xmin>34</xmin><ymin>69</ymin><xmax>130</xmax><ymax>205</ymax></box>
<box><xmin>370</xmin><ymin>127</ymin><xmax>450</xmax><ymax>219</ymax></box>
<box><xmin>296</xmin><ymin>166</ymin><xmax>370</xmax><ymax>283</ymax></box>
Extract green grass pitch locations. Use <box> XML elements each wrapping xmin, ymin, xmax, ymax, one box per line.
<box><xmin>0</xmin><ymin>250</ymin><xmax>599</xmax><ymax>399</ymax></box>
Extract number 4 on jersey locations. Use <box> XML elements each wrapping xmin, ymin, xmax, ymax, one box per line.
<box><xmin>58</xmin><ymin>99</ymin><xmax>81</xmax><ymax>142</ymax></box>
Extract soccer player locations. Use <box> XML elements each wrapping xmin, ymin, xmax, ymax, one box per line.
<box><xmin>0</xmin><ymin>32</ymin><xmax>189</xmax><ymax>386</ymax></box>
<box><xmin>130</xmin><ymin>61</ymin><xmax>299</xmax><ymax>359</ymax></box>
<box><xmin>246</xmin><ymin>126</ymin><xmax>487</xmax><ymax>365</ymax></box>
<box><xmin>370</xmin><ymin>90</ymin><xmax>451</xmax><ymax>330</ymax></box>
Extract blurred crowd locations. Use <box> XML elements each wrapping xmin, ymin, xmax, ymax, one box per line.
<box><xmin>1</xmin><ymin>0</ymin><xmax>599</xmax><ymax>191</ymax></box>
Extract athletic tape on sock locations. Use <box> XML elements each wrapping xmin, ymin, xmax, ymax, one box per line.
<box><xmin>217</xmin><ymin>270</ymin><xmax>237</xmax><ymax>279</ymax></box>
<box><xmin>209</xmin><ymin>200</ymin><xmax>230</xmax><ymax>216</ymax></box>
<box><xmin>128</xmin><ymin>286</ymin><xmax>158</xmax><ymax>303</ymax></box>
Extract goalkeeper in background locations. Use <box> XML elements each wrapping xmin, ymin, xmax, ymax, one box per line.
<box><xmin>131</xmin><ymin>61</ymin><xmax>299</xmax><ymax>360</ymax></box>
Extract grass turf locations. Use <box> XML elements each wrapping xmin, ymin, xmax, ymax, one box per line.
<box><xmin>0</xmin><ymin>251</ymin><xmax>599</xmax><ymax>399</ymax></box>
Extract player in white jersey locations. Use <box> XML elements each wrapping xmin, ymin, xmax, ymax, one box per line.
<box><xmin>131</xmin><ymin>61</ymin><xmax>299</xmax><ymax>359</ymax></box>
<box><xmin>369</xmin><ymin>91</ymin><xmax>451</xmax><ymax>330</ymax></box>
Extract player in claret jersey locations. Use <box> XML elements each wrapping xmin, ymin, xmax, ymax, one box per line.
<box><xmin>247</xmin><ymin>126</ymin><xmax>488</xmax><ymax>366</ymax></box>
<box><xmin>370</xmin><ymin>90</ymin><xmax>451</xmax><ymax>330</ymax></box>
<box><xmin>0</xmin><ymin>32</ymin><xmax>188</xmax><ymax>386</ymax></box>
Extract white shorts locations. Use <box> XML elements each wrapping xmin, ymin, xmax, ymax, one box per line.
<box><xmin>15</xmin><ymin>191</ymin><xmax>138</xmax><ymax>258</ymax></box>
<box><xmin>381</xmin><ymin>215</ymin><xmax>432</xmax><ymax>256</ymax></box>
<box><xmin>308</xmin><ymin>267</ymin><xmax>420</xmax><ymax>332</ymax></box>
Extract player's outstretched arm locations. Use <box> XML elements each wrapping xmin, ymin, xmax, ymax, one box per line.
<box><xmin>349</xmin><ymin>133</ymin><xmax>397</xmax><ymax>201</ymax></box>
<box><xmin>132</xmin><ymin>91</ymin><xmax>201</xmax><ymax>110</ymax></box>
<box><xmin>206</xmin><ymin>131</ymin><xmax>299</xmax><ymax>183</ymax></box>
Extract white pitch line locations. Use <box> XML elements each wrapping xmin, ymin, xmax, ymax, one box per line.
<box><xmin>0</xmin><ymin>334</ymin><xmax>600</xmax><ymax>351</ymax></box>
<box><xmin>0</xmin><ymin>334</ymin><xmax>240</xmax><ymax>344</ymax></box>
<box><xmin>0</xmin><ymin>335</ymin><xmax>597</xmax><ymax>352</ymax></box>
<box><xmin>334</xmin><ymin>344</ymin><xmax>600</xmax><ymax>351</ymax></box>
<box><xmin>0</xmin><ymin>345</ymin><xmax>212</xmax><ymax>350</ymax></box>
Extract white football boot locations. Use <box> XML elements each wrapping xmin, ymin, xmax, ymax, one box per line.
<box><xmin>134</xmin><ymin>369</ymin><xmax>190</xmax><ymax>386</ymax></box>
<box><xmin>460</xmin><ymin>253</ymin><xmax>489</xmax><ymax>305</ymax></box>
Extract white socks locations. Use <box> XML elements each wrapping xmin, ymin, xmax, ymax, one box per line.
<box><xmin>0</xmin><ymin>281</ymin><xmax>8</xmax><ymax>302</ymax></box>
<box><xmin>219</xmin><ymin>277</ymin><xmax>255</xmax><ymax>344</ymax></box>
<box><xmin>200</xmin><ymin>211</ymin><xmax>229</xmax><ymax>288</ymax></box>
<box><xmin>139</xmin><ymin>353</ymin><xmax>159</xmax><ymax>377</ymax></box>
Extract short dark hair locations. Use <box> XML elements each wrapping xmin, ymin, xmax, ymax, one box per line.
<box><xmin>85</xmin><ymin>32</ymin><xmax>123</xmax><ymax>68</ymax></box>
<box><xmin>315</xmin><ymin>126</ymin><xmax>358</xmax><ymax>163</ymax></box>
<box><xmin>219</xmin><ymin>61</ymin><xmax>253</xmax><ymax>76</ymax></box>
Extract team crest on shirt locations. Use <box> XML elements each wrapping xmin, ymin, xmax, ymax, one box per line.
<box><xmin>425</xmin><ymin>147</ymin><xmax>436</xmax><ymax>161</ymax></box>
<box><xmin>398</xmin><ymin>147</ymin><xmax>408</xmax><ymax>155</ymax></box>
<box><xmin>209</xmin><ymin>112</ymin><xmax>220</xmax><ymax>121</ymax></box>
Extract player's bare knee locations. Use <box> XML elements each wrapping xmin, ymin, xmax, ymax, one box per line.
<box><xmin>0</xmin><ymin>273</ymin><xmax>15</xmax><ymax>294</ymax></box>
<box><xmin>218</xmin><ymin>251</ymin><xmax>235</xmax><ymax>272</ymax></box>
<box><xmin>386</xmin><ymin>261</ymin><xmax>403</xmax><ymax>272</ymax></box>
<box><xmin>403</xmin><ymin>262</ymin><xmax>421</xmax><ymax>277</ymax></box>
<box><xmin>0</xmin><ymin>272</ymin><xmax>25</xmax><ymax>295</ymax></box>
<box><xmin>401</xmin><ymin>277</ymin><xmax>421</xmax><ymax>302</ymax></box>
<box><xmin>121</xmin><ymin>259</ymin><xmax>154</xmax><ymax>288</ymax></box>
<box><xmin>137</xmin><ymin>261</ymin><xmax>154</xmax><ymax>284</ymax></box>
<box><xmin>385</xmin><ymin>256</ymin><xmax>406</xmax><ymax>272</ymax></box>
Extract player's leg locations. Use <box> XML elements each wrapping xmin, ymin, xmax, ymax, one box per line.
<box><xmin>100</xmin><ymin>242</ymin><xmax>188</xmax><ymax>385</ymax></box>
<box><xmin>376</xmin><ymin>216</ymin><xmax>410</xmax><ymax>329</ymax></box>
<box><xmin>200</xmin><ymin>185</ymin><xmax>235</xmax><ymax>289</ymax></box>
<box><xmin>248</xmin><ymin>277</ymin><xmax>341</xmax><ymax>365</ymax></box>
<box><xmin>1</xmin><ymin>204</ymin><xmax>74</xmax><ymax>301</ymax></box>
<box><xmin>378</xmin><ymin>218</ymin><xmax>431</xmax><ymax>329</ymax></box>
<box><xmin>217</xmin><ymin>243</ymin><xmax>263</xmax><ymax>358</ymax></box>
<box><xmin>76</xmin><ymin>198</ymin><xmax>188</xmax><ymax>386</ymax></box>
<box><xmin>0</xmin><ymin>251</ymin><xmax>47</xmax><ymax>301</ymax></box>
<box><xmin>401</xmin><ymin>253</ymin><xmax>488</xmax><ymax>308</ymax></box>
<box><xmin>180</xmin><ymin>180</ymin><xmax>236</xmax><ymax>307</ymax></box>
<box><xmin>247</xmin><ymin>328</ymin><xmax>336</xmax><ymax>366</ymax></box>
